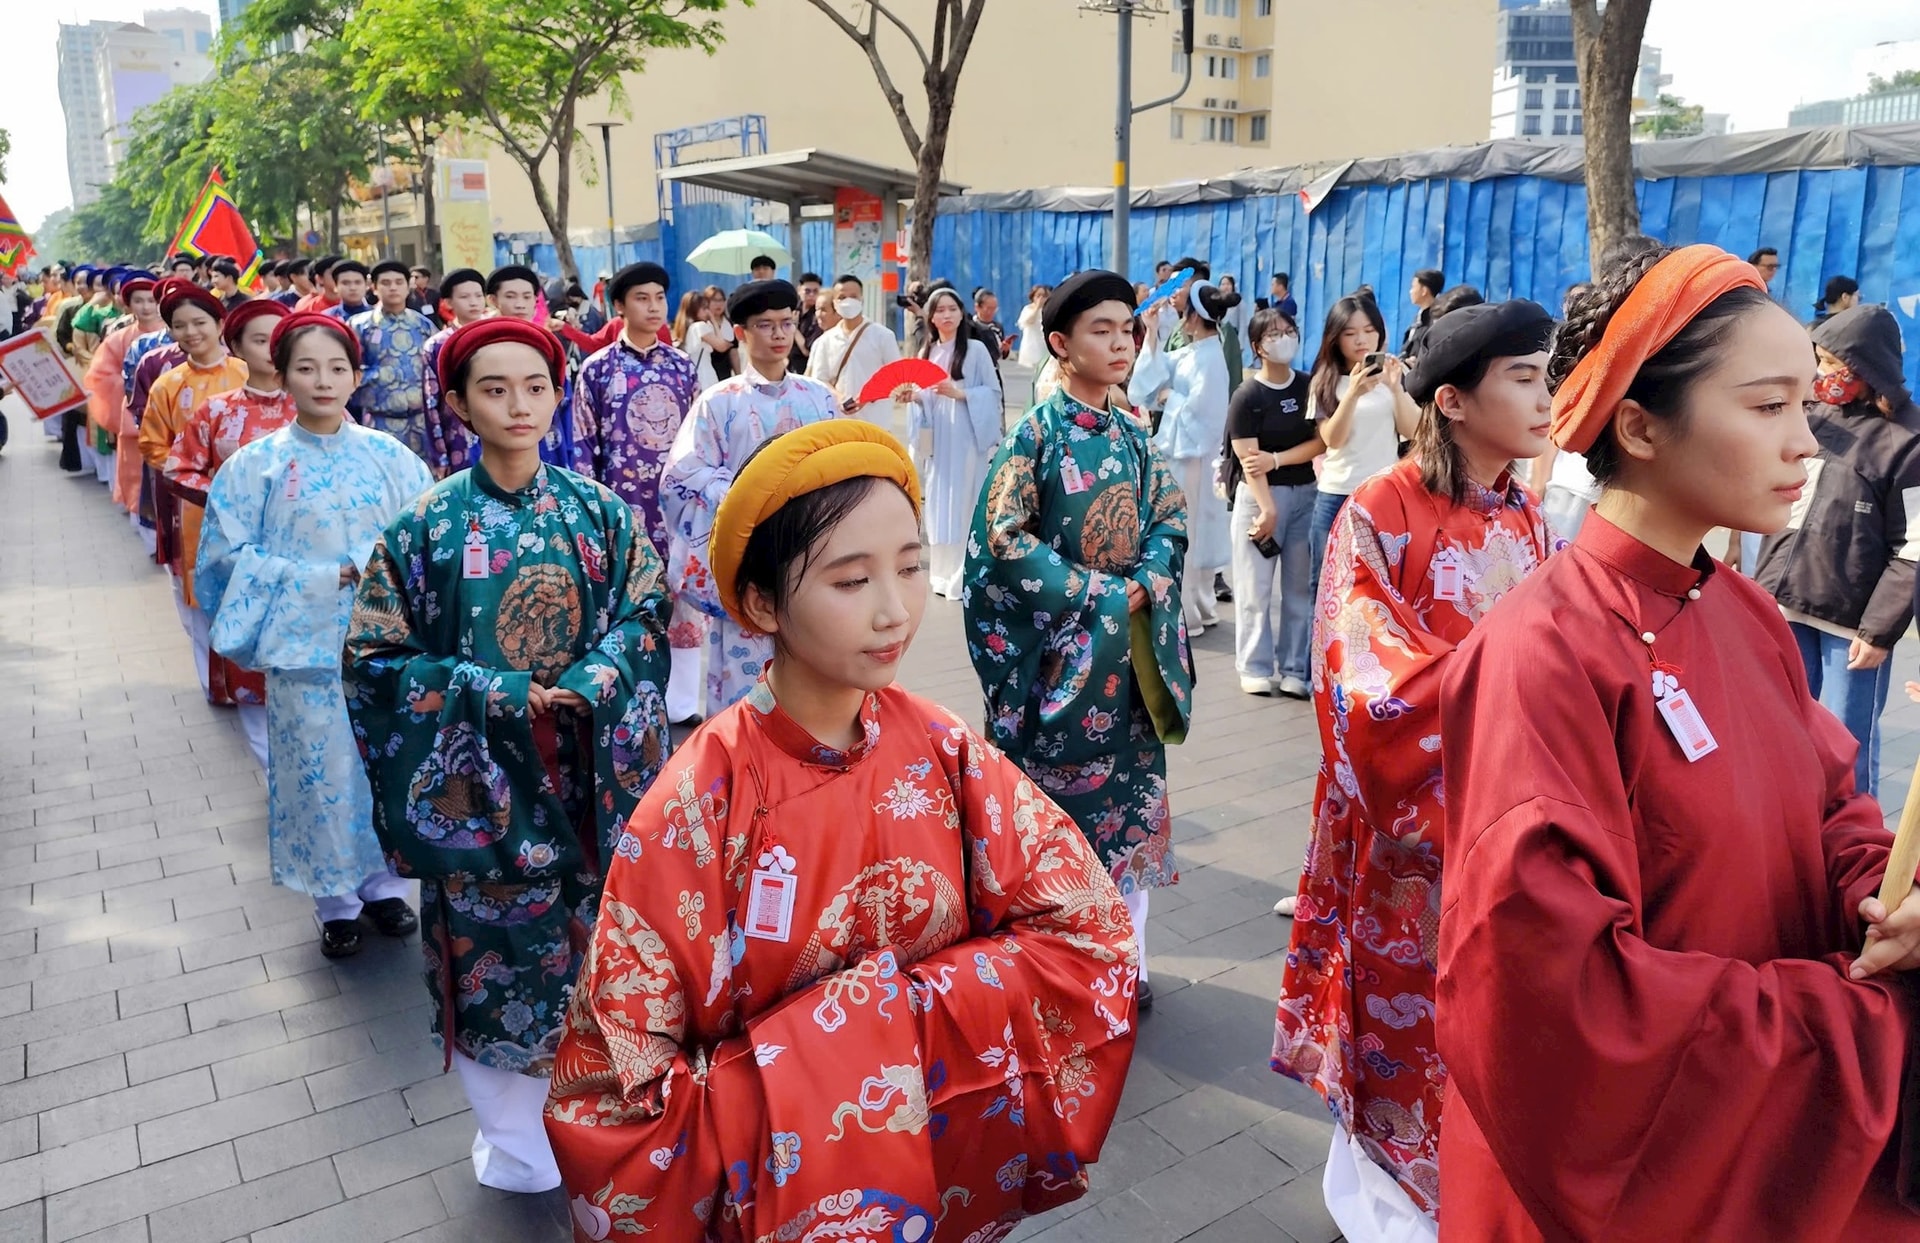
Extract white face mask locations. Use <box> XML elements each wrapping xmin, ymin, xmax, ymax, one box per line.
<box><xmin>835</xmin><ymin>297</ymin><xmax>864</xmax><ymax>320</ymax></box>
<box><xmin>1260</xmin><ymin>335</ymin><xmax>1299</xmax><ymax>366</ymax></box>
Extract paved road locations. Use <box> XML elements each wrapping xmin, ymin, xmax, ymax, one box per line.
<box><xmin>0</xmin><ymin>423</ymin><xmax>1346</xmax><ymax>1243</ymax></box>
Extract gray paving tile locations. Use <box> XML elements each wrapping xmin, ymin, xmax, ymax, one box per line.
<box><xmin>107</xmin><ymin>908</ymin><xmax>249</xmax><ymax>963</ymax></box>
<box><xmin>0</xmin><ymin>942</ymin><xmax>107</xmax><ymax>991</ymax></box>
<box><xmin>249</xmin><ymin>1172</ymin><xmax>446</xmax><ymax>1243</ymax></box>
<box><xmin>116</xmin><ymin>960</ymin><xmax>267</xmax><ymax>1020</ymax></box>
<box><xmin>399</xmin><ymin>1073</ymin><xmax>469</xmax><ymax>1126</ymax></box>
<box><xmin>233</xmin><ymin>1091</ymin><xmax>413</xmax><ymax>1183</ymax></box>
<box><xmin>176</xmin><ymin>914</ymin><xmax>312</xmax><ymax>974</ymax></box>
<box><xmin>135</xmin><ymin>1078</ymin><xmax>313</xmax><ymax>1165</ymax></box>
<box><xmin>0</xmin><ymin>1128</ymin><xmax>140</xmax><ymax>1212</ymax></box>
<box><xmin>332</xmin><ymin>1113</ymin><xmax>476</xmax><ymax>1199</ymax></box>
<box><xmin>38</xmin><ymin>1069</ymin><xmax>218</xmax><ymax>1149</ymax></box>
<box><xmin>43</xmin><ymin>1144</ymin><xmax>238</xmax><ymax>1242</ymax></box>
<box><xmin>1253</xmin><ymin>1169</ymin><xmax>1341</xmax><ymax>1243</ymax></box>
<box><xmin>211</xmin><ymin>1026</ymin><xmax>377</xmax><ymax>1101</ymax></box>
<box><xmin>27</xmin><ymin>1004</ymin><xmax>191</xmax><ymax>1075</ymax></box>
<box><xmin>29</xmin><ymin>859</ymin><xmax>164</xmax><ymax>904</ymax></box>
<box><xmin>125</xmin><ymin>1014</ymin><xmax>286</xmax><ymax>1085</ymax></box>
<box><xmin>0</xmin><ymin>1198</ymin><xmax>44</xmax><ymax>1243</ymax></box>
<box><xmin>186</xmin><ymin>969</ymin><xmax>338</xmax><ymax>1033</ymax></box>
<box><xmin>29</xmin><ymin>948</ymin><xmax>181</xmax><ymax>1009</ymax></box>
<box><xmin>304</xmin><ymin>1043</ymin><xmax>444</xmax><ymax>1113</ymax></box>
<box><xmin>0</xmin><ymin>1118</ymin><xmax>36</xmax><ymax>1165</ymax></box>
<box><xmin>0</xmin><ymin>994</ymin><xmax>119</xmax><ymax>1053</ymax></box>
<box><xmin>145</xmin><ymin>1158</ymin><xmax>343</xmax><ymax>1243</ymax></box>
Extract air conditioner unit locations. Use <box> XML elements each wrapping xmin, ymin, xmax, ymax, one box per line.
<box><xmin>1205</xmin><ymin>33</ymin><xmax>1220</xmax><ymax>45</ymax></box>
<box><xmin>1203</xmin><ymin>97</ymin><xmax>1219</xmax><ymax>108</ymax></box>
<box><xmin>1228</xmin><ymin>36</ymin><xmax>1242</xmax><ymax>47</ymax></box>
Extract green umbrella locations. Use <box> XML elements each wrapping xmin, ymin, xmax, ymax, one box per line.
<box><xmin>685</xmin><ymin>228</ymin><xmax>794</xmax><ymax>275</ymax></box>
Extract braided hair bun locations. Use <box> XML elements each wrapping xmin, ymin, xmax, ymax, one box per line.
<box><xmin>1547</xmin><ymin>235</ymin><xmax>1774</xmax><ymax>483</ymax></box>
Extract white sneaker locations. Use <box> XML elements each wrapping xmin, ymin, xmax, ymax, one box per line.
<box><xmin>1277</xmin><ymin>676</ymin><xmax>1310</xmax><ymax>700</ymax></box>
<box><xmin>1273</xmin><ymin>894</ymin><xmax>1298</xmax><ymax>917</ymax></box>
<box><xmin>1239</xmin><ymin>675</ymin><xmax>1274</xmax><ymax>696</ymax></box>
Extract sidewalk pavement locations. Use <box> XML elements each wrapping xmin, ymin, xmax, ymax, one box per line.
<box><xmin>7</xmin><ymin>415</ymin><xmax>1917</xmax><ymax>1242</ymax></box>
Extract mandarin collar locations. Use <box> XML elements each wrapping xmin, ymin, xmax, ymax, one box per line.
<box><xmin>1461</xmin><ymin>469</ymin><xmax>1527</xmax><ymax>518</ymax></box>
<box><xmin>1056</xmin><ymin>389</ymin><xmax>1115</xmax><ymax>434</ymax></box>
<box><xmin>472</xmin><ymin>458</ymin><xmax>549</xmax><ymax>505</ymax></box>
<box><xmin>737</xmin><ymin>359</ymin><xmax>792</xmax><ymax>396</ymax></box>
<box><xmin>744</xmin><ymin>678</ymin><xmax>881</xmax><ymax>769</ymax></box>
<box><xmin>288</xmin><ymin>418</ymin><xmax>349</xmax><ymax>450</ymax></box>
<box><xmin>1574</xmin><ymin>510</ymin><xmax>1715</xmax><ymax>599</ymax></box>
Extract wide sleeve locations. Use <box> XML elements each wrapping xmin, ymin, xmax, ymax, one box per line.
<box><xmin>1315</xmin><ymin>487</ymin><xmax>1453</xmax><ymax>831</ymax></box>
<box><xmin>552</xmin><ymin>491</ymin><xmax>673</xmax><ymax>861</ymax></box>
<box><xmin>570</xmin><ymin>359</ymin><xmax>604</xmax><ymax>483</ymax></box>
<box><xmin>197</xmin><ymin>452</ymin><xmax>342</xmax><ymax>671</ymax></box>
<box><xmin>137</xmin><ymin>379</ymin><xmax>176</xmax><ymax>468</ymax></box>
<box><xmin>659</xmin><ymin>392</ymin><xmax>732</xmax><ymax>617</ymax></box>
<box><xmin>420</xmin><ymin>337</ymin><xmax>450</xmax><ymax>476</ymax></box>
<box><xmin>162</xmin><ymin>401</ymin><xmax>218</xmax><ymax>495</ymax></box>
<box><xmin>1861</xmin><ymin>439</ymin><xmax>1920</xmax><ymax>647</ymax></box>
<box><xmin>1126</xmin><ymin>341</ymin><xmax>1173</xmax><ymax>410</ymax></box>
<box><xmin>959</xmin><ymin>339</ymin><xmax>1004</xmax><ymax>453</ymax></box>
<box><xmin>1436</xmin><ymin>628</ymin><xmax>1913</xmax><ymax>1242</ymax></box>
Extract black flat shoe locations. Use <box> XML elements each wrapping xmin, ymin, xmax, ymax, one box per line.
<box><xmin>320</xmin><ymin>919</ymin><xmax>363</xmax><ymax>958</ymax></box>
<box><xmin>363</xmin><ymin>898</ymin><xmax>418</xmax><ymax>938</ymax></box>
<box><xmin>1137</xmin><ymin>980</ymin><xmax>1154</xmax><ymax>1014</ymax></box>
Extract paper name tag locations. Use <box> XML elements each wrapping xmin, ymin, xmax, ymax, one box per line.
<box><xmin>744</xmin><ymin>869</ymin><xmax>796</xmax><ymax>942</ymax></box>
<box><xmin>1432</xmin><ymin>551</ymin><xmax>1463</xmax><ymax>602</ymax></box>
<box><xmin>462</xmin><ymin>535</ymin><xmax>490</xmax><ymax>579</ymax></box>
<box><xmin>1655</xmin><ymin>685</ymin><xmax>1718</xmax><ymax>762</ymax></box>
<box><xmin>283</xmin><ymin>463</ymin><xmax>300</xmax><ymax>501</ymax></box>
<box><xmin>1060</xmin><ymin>455</ymin><xmax>1089</xmax><ymax>495</ymax></box>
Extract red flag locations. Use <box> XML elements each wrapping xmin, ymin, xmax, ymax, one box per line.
<box><xmin>169</xmin><ymin>169</ymin><xmax>264</xmax><ymax>290</ymax></box>
<box><xmin>0</xmin><ymin>191</ymin><xmax>34</xmax><ymax>275</ymax></box>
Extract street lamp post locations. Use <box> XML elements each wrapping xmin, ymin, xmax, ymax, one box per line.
<box><xmin>1083</xmin><ymin>0</ymin><xmax>1193</xmax><ymax>280</ymax></box>
<box><xmin>590</xmin><ymin>122</ymin><xmax>623</xmax><ymax>313</ymax></box>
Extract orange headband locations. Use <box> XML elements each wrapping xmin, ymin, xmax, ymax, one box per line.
<box><xmin>1550</xmin><ymin>244</ymin><xmax>1766</xmax><ymax>453</ymax></box>
<box><xmin>709</xmin><ymin>419</ymin><xmax>922</xmax><ymax>630</ymax></box>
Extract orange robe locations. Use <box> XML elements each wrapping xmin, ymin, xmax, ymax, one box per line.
<box><xmin>86</xmin><ymin>321</ymin><xmax>144</xmax><ymax>510</ymax></box>
<box><xmin>547</xmin><ymin>680</ymin><xmax>1139</xmax><ymax>1242</ymax></box>
<box><xmin>1437</xmin><ymin>511</ymin><xmax>1920</xmax><ymax>1240</ymax></box>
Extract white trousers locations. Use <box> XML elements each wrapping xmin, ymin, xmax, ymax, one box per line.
<box><xmin>236</xmin><ymin>703</ymin><xmax>270</xmax><ymax>771</ymax></box>
<box><xmin>928</xmin><ymin>543</ymin><xmax>965</xmax><ymax>599</ymax></box>
<box><xmin>666</xmin><ymin>639</ymin><xmax>703</xmax><ymax>724</ymax></box>
<box><xmin>1122</xmin><ymin>887</ymin><xmax>1149</xmax><ymax>985</ymax></box>
<box><xmin>1322</xmin><ymin>1121</ymin><xmax>1436</xmax><ymax>1243</ymax></box>
<box><xmin>78</xmin><ymin>437</ymin><xmax>97</xmax><ymax>476</ymax></box>
<box><xmin>312</xmin><ymin>871</ymin><xmax>412</xmax><ymax>923</ymax></box>
<box><xmin>93</xmin><ymin>444</ymin><xmax>114</xmax><ymax>485</ymax></box>
<box><xmin>172</xmin><ymin>578</ymin><xmax>211</xmax><ymax>695</ymax></box>
<box><xmin>453</xmin><ymin>1053</ymin><xmax>562</xmax><ymax>1192</ymax></box>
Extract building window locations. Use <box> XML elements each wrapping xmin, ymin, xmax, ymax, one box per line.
<box><xmin>1572</xmin><ymin>114</ymin><xmax>1583</xmax><ymax>135</ymax></box>
<box><xmin>1524</xmin><ymin>88</ymin><xmax>1543</xmax><ymax>110</ymax></box>
<box><xmin>1204</xmin><ymin>116</ymin><xmax>1218</xmax><ymax>141</ymax></box>
<box><xmin>1173</xmin><ymin>48</ymin><xmax>1188</xmax><ymax>74</ymax></box>
<box><xmin>1222</xmin><ymin>0</ymin><xmax>1238</xmax><ymax>14</ymax></box>
<box><xmin>1222</xmin><ymin>55</ymin><xmax>1237</xmax><ymax>80</ymax></box>
<box><xmin>1203</xmin><ymin>0</ymin><xmax>1220</xmax><ymax>12</ymax></box>
<box><xmin>1552</xmin><ymin>115</ymin><xmax>1568</xmax><ymax>135</ymax></box>
<box><xmin>1220</xmin><ymin>116</ymin><xmax>1236</xmax><ymax>142</ymax></box>
<box><xmin>1257</xmin><ymin>0</ymin><xmax>1272</xmax><ymax>12</ymax></box>
<box><xmin>1254</xmin><ymin>52</ymin><xmax>1270</xmax><ymax>78</ymax></box>
<box><xmin>1555</xmin><ymin>88</ymin><xmax>1570</xmax><ymax>108</ymax></box>
<box><xmin>1171</xmin><ymin>111</ymin><xmax>1185</xmax><ymax>140</ymax></box>
<box><xmin>1249</xmin><ymin>113</ymin><xmax>1268</xmax><ymax>142</ymax></box>
<box><xmin>1522</xmin><ymin>115</ymin><xmax>1541</xmax><ymax>136</ymax></box>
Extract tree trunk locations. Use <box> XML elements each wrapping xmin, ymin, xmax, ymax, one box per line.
<box><xmin>519</xmin><ymin>152</ymin><xmax>576</xmax><ymax>286</ymax></box>
<box><xmin>908</xmin><ymin>92</ymin><xmax>952</xmax><ymax>286</ymax></box>
<box><xmin>1572</xmin><ymin>0</ymin><xmax>1653</xmax><ymax>265</ymax></box>
<box><xmin>420</xmin><ymin>149</ymin><xmax>440</xmax><ymax>272</ymax></box>
<box><xmin>551</xmin><ymin>122</ymin><xmax>577</xmax><ymax>283</ymax></box>
<box><xmin>328</xmin><ymin>192</ymin><xmax>341</xmax><ymax>250</ymax></box>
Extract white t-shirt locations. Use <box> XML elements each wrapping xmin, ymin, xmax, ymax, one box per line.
<box><xmin>1547</xmin><ymin>447</ymin><xmax>1601</xmax><ymax>502</ymax></box>
<box><xmin>1311</xmin><ymin>375</ymin><xmax>1399</xmax><ymax>496</ymax></box>
<box><xmin>805</xmin><ymin>319</ymin><xmax>902</xmax><ymax>409</ymax></box>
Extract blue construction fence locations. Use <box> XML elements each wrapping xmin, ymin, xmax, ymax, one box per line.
<box><xmin>498</xmin><ymin>126</ymin><xmax>1920</xmax><ymax>394</ymax></box>
<box><xmin>497</xmin><ymin>210</ymin><xmax>835</xmax><ymax>305</ymax></box>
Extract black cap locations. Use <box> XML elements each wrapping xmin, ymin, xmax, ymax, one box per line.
<box><xmin>331</xmin><ymin>260</ymin><xmax>371</xmax><ymax>279</ymax></box>
<box><xmin>726</xmin><ymin>279</ymin><xmax>800</xmax><ymax>325</ymax></box>
<box><xmin>1406</xmin><ymin>299</ymin><xmax>1554</xmax><ymax>404</ymax></box>
<box><xmin>369</xmin><ymin>259</ymin><xmax>409</xmax><ymax>281</ymax></box>
<box><xmin>1041</xmin><ymin>270</ymin><xmax>1136</xmax><ymax>356</ymax></box>
<box><xmin>609</xmin><ymin>262</ymin><xmax>671</xmax><ymax>303</ymax></box>
<box><xmin>486</xmin><ymin>264</ymin><xmax>539</xmax><ymax>296</ymax></box>
<box><xmin>438</xmin><ymin>268</ymin><xmax>484</xmax><ymax>300</ymax></box>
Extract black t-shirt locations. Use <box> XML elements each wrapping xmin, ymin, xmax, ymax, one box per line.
<box><xmin>1226</xmin><ymin>371</ymin><xmax>1316</xmax><ymax>488</ymax></box>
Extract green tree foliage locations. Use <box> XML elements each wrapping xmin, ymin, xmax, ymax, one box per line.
<box><xmin>348</xmin><ymin>0</ymin><xmax>733</xmax><ymax>280</ymax></box>
<box><xmin>1632</xmin><ymin>92</ymin><xmax>1706</xmax><ymax>140</ymax></box>
<box><xmin>1868</xmin><ymin>69</ymin><xmax>1920</xmax><ymax>96</ymax></box>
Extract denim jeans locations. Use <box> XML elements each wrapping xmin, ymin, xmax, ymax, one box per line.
<box><xmin>1230</xmin><ymin>482</ymin><xmax>1315</xmax><ymax>682</ymax></box>
<box><xmin>1791</xmin><ymin>622</ymin><xmax>1894</xmax><ymax>798</ymax></box>
<box><xmin>1308</xmin><ymin>490</ymin><xmax>1350</xmax><ymax>606</ymax></box>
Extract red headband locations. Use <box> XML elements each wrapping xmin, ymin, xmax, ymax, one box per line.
<box><xmin>221</xmin><ymin>298</ymin><xmax>291</xmax><ymax>349</ymax></box>
<box><xmin>159</xmin><ymin>278</ymin><xmax>225</xmax><ymax>326</ymax></box>
<box><xmin>436</xmin><ymin>317</ymin><xmax>567</xmax><ymax>392</ymax></box>
<box><xmin>120</xmin><ymin>276</ymin><xmax>158</xmax><ymax>301</ymax></box>
<box><xmin>1550</xmin><ymin>245</ymin><xmax>1766</xmax><ymax>453</ymax></box>
<box><xmin>270</xmin><ymin>311</ymin><xmax>362</xmax><ymax>368</ymax></box>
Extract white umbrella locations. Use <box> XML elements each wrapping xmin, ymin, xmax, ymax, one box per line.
<box><xmin>685</xmin><ymin>228</ymin><xmax>794</xmax><ymax>275</ymax></box>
